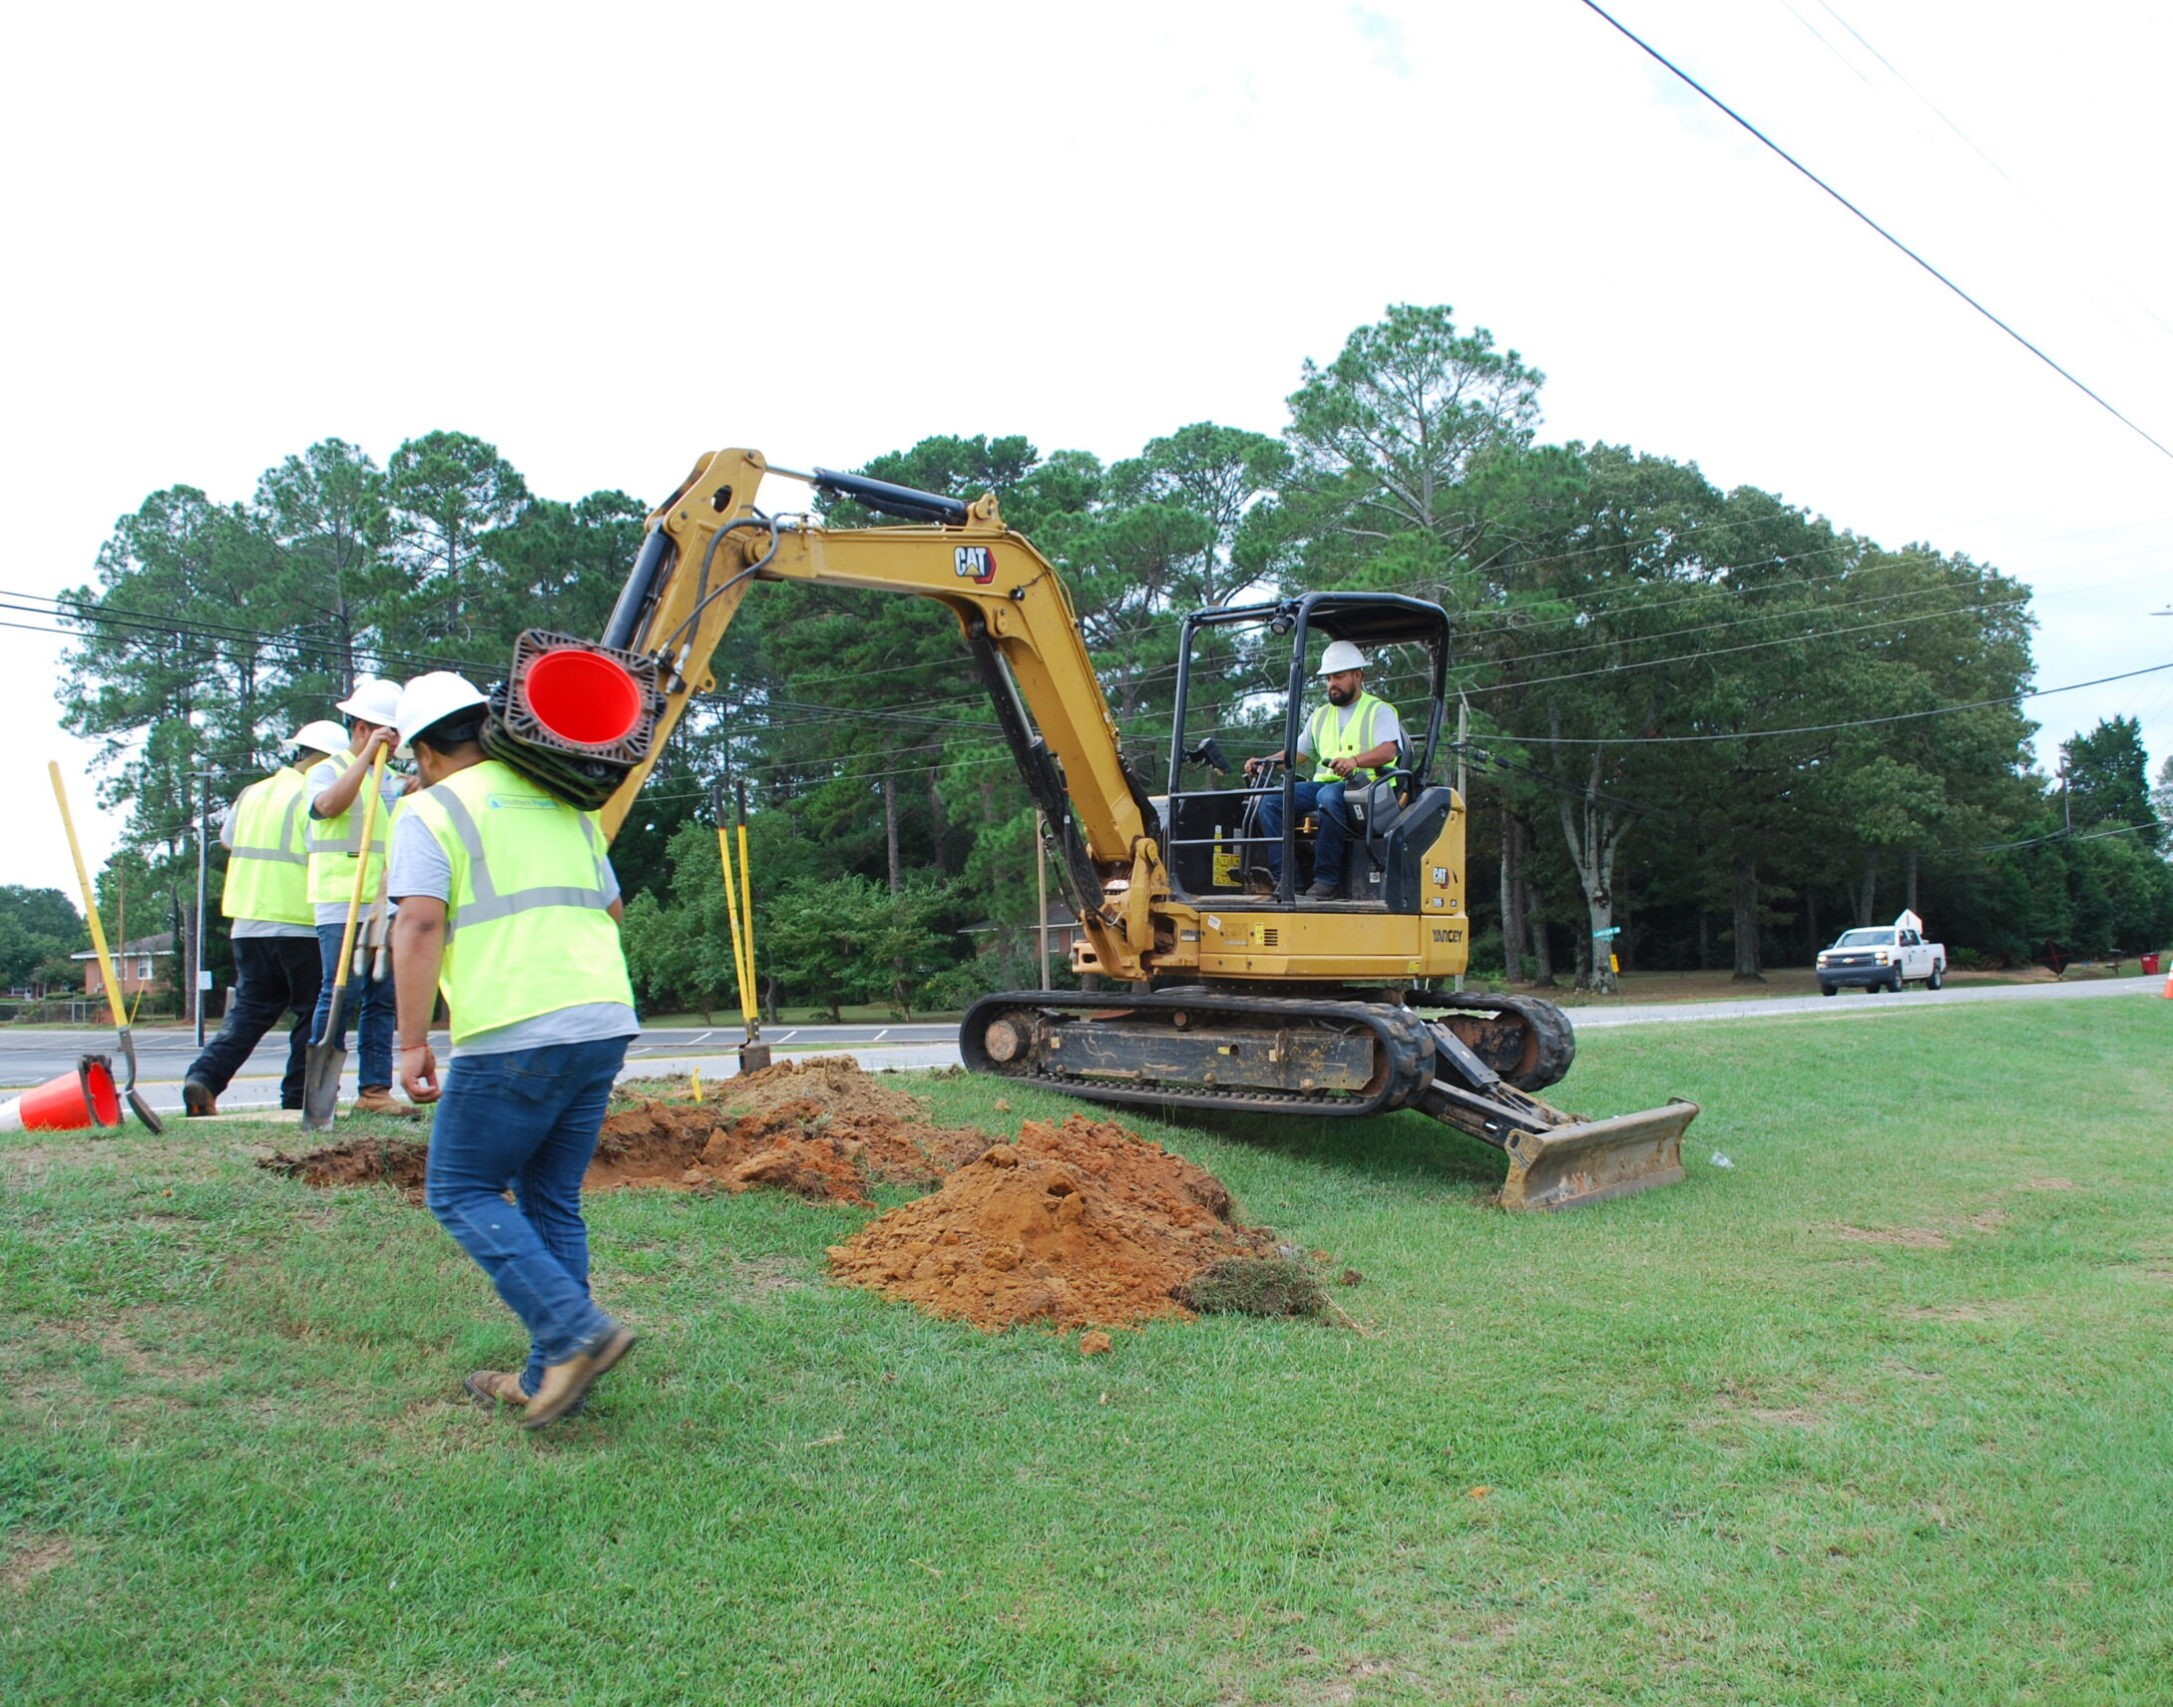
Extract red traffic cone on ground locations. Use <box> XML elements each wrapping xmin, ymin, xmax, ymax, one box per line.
<box><xmin>0</xmin><ymin>1055</ymin><xmax>122</xmax><ymax>1134</ymax></box>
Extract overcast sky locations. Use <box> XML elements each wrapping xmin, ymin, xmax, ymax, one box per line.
<box><xmin>5</xmin><ymin>0</ymin><xmax>2168</xmax><ymax>902</ymax></box>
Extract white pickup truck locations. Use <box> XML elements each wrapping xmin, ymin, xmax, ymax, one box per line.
<box><xmin>1815</xmin><ymin>910</ymin><xmax>1946</xmax><ymax>995</ymax></box>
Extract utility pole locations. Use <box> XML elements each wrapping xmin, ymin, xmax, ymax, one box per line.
<box><xmin>194</xmin><ymin>783</ymin><xmax>208</xmax><ymax>1046</ymax></box>
<box><xmin>190</xmin><ymin>768</ymin><xmax>222</xmax><ymax>1047</ymax></box>
<box><xmin>1452</xmin><ymin>695</ymin><xmax>1468</xmax><ymax>994</ymax></box>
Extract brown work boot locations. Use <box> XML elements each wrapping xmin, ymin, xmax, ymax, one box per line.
<box><xmin>464</xmin><ymin>1370</ymin><xmax>532</xmax><ymax>1408</ymax></box>
<box><xmin>182</xmin><ymin>1080</ymin><xmax>219</xmax><ymax>1118</ymax></box>
<box><xmin>353</xmin><ymin>1086</ymin><xmax>421</xmax><ymax>1119</ymax></box>
<box><xmin>523</xmin><ymin>1327</ymin><xmax>636</xmax><ymax>1430</ymax></box>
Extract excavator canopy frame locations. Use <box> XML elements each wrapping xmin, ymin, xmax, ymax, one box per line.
<box><xmin>1166</xmin><ymin>592</ymin><xmax>1453</xmax><ymax>909</ymax></box>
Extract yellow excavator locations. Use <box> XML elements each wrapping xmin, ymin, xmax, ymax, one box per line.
<box><xmin>480</xmin><ymin>448</ymin><xmax>1698</xmax><ymax>1211</ymax></box>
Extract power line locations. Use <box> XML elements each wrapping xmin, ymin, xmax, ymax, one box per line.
<box><xmin>1490</xmin><ymin>658</ymin><xmax>2173</xmax><ymax>745</ymax></box>
<box><xmin>1575</xmin><ymin>0</ymin><xmax>2173</xmax><ymax>465</ymax></box>
<box><xmin>1467</xmin><ymin>590</ymin><xmax>2029</xmax><ymax>697</ymax></box>
<box><xmin>1975</xmin><ymin>818</ymin><xmax>2158</xmax><ymax>855</ymax></box>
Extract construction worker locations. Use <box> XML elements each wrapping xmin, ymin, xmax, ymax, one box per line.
<box><xmin>305</xmin><ymin>677</ymin><xmax>414</xmax><ymax>1118</ymax></box>
<box><xmin>1245</xmin><ymin>639</ymin><xmax>1404</xmax><ymax>900</ymax></box>
<box><xmin>181</xmin><ymin>723</ymin><xmax>348</xmax><ymax>1116</ymax></box>
<box><xmin>388</xmin><ymin>671</ymin><xmax>640</xmax><ymax>1430</ymax></box>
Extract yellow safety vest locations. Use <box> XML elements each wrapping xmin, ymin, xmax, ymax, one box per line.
<box><xmin>221</xmin><ymin>768</ymin><xmax>313</xmax><ymax>925</ymax></box>
<box><xmin>1305</xmin><ymin>692</ymin><xmax>1394</xmax><ymax>783</ymax></box>
<box><xmin>402</xmin><ymin>760</ymin><xmax>632</xmax><ymax>1043</ymax></box>
<box><xmin>307</xmin><ymin>759</ymin><xmax>392</xmax><ymax>905</ymax></box>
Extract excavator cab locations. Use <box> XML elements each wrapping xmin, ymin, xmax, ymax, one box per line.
<box><xmin>1162</xmin><ymin>592</ymin><xmax>1455</xmax><ymax>912</ymax></box>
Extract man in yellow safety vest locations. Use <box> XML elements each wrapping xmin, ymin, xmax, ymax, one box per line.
<box><xmin>182</xmin><ymin>723</ymin><xmax>349</xmax><ymax>1116</ymax></box>
<box><xmin>388</xmin><ymin>671</ymin><xmax>641</xmax><ymax>1430</ymax></box>
<box><xmin>1245</xmin><ymin>639</ymin><xmax>1404</xmax><ymax>900</ymax></box>
<box><xmin>305</xmin><ymin>677</ymin><xmax>414</xmax><ymax>1118</ymax></box>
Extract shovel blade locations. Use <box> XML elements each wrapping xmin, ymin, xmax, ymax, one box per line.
<box><xmin>299</xmin><ymin>1041</ymin><xmax>346</xmax><ymax>1130</ymax></box>
<box><xmin>110</xmin><ymin>1028</ymin><xmax>165</xmax><ymax>1133</ymax></box>
<box><xmin>1499</xmin><ymin>1099</ymin><xmax>1698</xmax><ymax>1212</ymax></box>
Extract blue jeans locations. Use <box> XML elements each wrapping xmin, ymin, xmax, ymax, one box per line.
<box><xmin>424</xmin><ymin>1036</ymin><xmax>630</xmax><ymax>1393</ymax></box>
<box><xmin>311</xmin><ymin>922</ymin><xmax>394</xmax><ymax>1091</ymax></box>
<box><xmin>186</xmin><ymin>936</ymin><xmax>323</xmax><ymax>1107</ymax></box>
<box><xmin>1255</xmin><ymin>780</ymin><xmax>1355</xmax><ymax>887</ymax></box>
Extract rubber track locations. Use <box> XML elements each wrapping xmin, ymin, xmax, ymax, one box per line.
<box><xmin>959</xmin><ymin>990</ymin><xmax>1435</xmax><ymax>1118</ymax></box>
<box><xmin>1414</xmin><ymin>991</ymin><xmax>1577</xmax><ymax>1093</ymax></box>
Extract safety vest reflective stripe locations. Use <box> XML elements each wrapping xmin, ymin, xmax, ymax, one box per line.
<box><xmin>1307</xmin><ymin>693</ymin><xmax>1389</xmax><ymax>782</ymax></box>
<box><xmin>423</xmin><ymin>786</ymin><xmax>612</xmax><ymax>937</ymax></box>
<box><xmin>227</xmin><ymin>794</ymin><xmax>306</xmax><ymax>864</ymax></box>
<box><xmin>221</xmin><ymin>769</ymin><xmax>314</xmax><ymax>925</ymax></box>
<box><xmin>307</xmin><ymin>763</ymin><xmax>393</xmax><ymax>904</ymax></box>
<box><xmin>406</xmin><ymin>760</ymin><xmax>631</xmax><ymax>1041</ymax></box>
<box><xmin>306</xmin><ymin>819</ymin><xmax>386</xmax><ymax>854</ymax></box>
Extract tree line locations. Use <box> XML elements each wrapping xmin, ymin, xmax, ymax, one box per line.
<box><xmin>55</xmin><ymin>306</ymin><xmax>2173</xmax><ymax>1019</ymax></box>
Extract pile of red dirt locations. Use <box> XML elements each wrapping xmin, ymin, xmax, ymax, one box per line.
<box><xmin>588</xmin><ymin>1098</ymin><xmax>871</xmax><ymax>1204</ymax></box>
<box><xmin>671</xmin><ymin>1055</ymin><xmax>997</xmax><ymax>1184</ymax></box>
<box><xmin>263</xmin><ymin>1055</ymin><xmax>994</xmax><ymax>1206</ymax></box>
<box><xmin>826</xmin><ymin>1114</ymin><xmax>1275</xmax><ymax>1331</ymax></box>
<box><xmin>264</xmin><ymin>1134</ymin><xmax>428</xmax><ymax>1193</ymax></box>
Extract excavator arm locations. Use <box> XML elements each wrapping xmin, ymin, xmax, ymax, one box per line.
<box><xmin>592</xmin><ymin>448</ymin><xmax>1166</xmax><ymax>981</ymax></box>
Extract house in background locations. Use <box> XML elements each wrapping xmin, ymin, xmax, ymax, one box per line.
<box><xmin>74</xmin><ymin>932</ymin><xmax>176</xmax><ymax>1009</ymax></box>
<box><xmin>963</xmin><ymin>903</ymin><xmax>1084</xmax><ymax>969</ymax></box>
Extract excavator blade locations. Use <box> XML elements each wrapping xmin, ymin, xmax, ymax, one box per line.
<box><xmin>1498</xmin><ymin>1099</ymin><xmax>1698</xmax><ymax>1212</ymax></box>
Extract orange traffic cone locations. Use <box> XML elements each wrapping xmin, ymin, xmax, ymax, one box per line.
<box><xmin>0</xmin><ymin>1055</ymin><xmax>122</xmax><ymax>1134</ymax></box>
<box><xmin>2162</xmin><ymin>967</ymin><xmax>2173</xmax><ymax>999</ymax></box>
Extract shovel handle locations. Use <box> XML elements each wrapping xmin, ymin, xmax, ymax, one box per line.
<box><xmin>329</xmin><ymin>748</ymin><xmax>390</xmax><ymax>1004</ymax></box>
<box><xmin>49</xmin><ymin>763</ymin><xmax>129</xmax><ymax>1033</ymax></box>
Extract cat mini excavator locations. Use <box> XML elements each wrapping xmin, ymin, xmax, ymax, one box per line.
<box><xmin>483</xmin><ymin>448</ymin><xmax>1699</xmax><ymax>1211</ymax></box>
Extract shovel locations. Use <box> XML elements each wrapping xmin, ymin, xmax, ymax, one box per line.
<box><xmin>357</xmin><ymin>855</ymin><xmax>392</xmax><ymax>984</ymax></box>
<box><xmin>47</xmin><ymin>762</ymin><xmax>165</xmax><ymax>1133</ymax></box>
<box><xmin>300</xmin><ymin>747</ymin><xmax>389</xmax><ymax>1130</ymax></box>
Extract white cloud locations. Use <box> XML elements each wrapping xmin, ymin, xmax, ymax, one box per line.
<box><xmin>6</xmin><ymin>0</ymin><xmax>2169</xmax><ymax>894</ymax></box>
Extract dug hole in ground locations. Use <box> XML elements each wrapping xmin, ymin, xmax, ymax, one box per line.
<box><xmin>264</xmin><ymin>1055</ymin><xmax>1341</xmax><ymax>1339</ymax></box>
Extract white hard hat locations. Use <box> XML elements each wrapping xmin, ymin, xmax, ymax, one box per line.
<box><xmin>1317</xmin><ymin>639</ymin><xmax>1367</xmax><ymax>676</ymax></box>
<box><xmin>396</xmin><ymin>671</ymin><xmax>489</xmax><ymax>747</ymax></box>
<box><xmin>289</xmin><ymin>719</ymin><xmax>352</xmax><ymax>756</ymax></box>
<box><xmin>336</xmin><ymin>676</ymin><xmax>404</xmax><ymax>726</ymax></box>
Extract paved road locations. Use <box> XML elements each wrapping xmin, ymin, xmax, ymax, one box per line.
<box><xmin>0</xmin><ymin>1020</ymin><xmax>960</xmax><ymax>1112</ymax></box>
<box><xmin>4</xmin><ymin>978</ymin><xmax>2155</xmax><ymax>1116</ymax></box>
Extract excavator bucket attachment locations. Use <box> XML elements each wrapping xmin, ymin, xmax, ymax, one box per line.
<box><xmin>1498</xmin><ymin>1099</ymin><xmax>1698</xmax><ymax>1212</ymax></box>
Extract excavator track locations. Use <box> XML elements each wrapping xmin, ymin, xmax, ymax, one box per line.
<box><xmin>1415</xmin><ymin>991</ymin><xmax>1578</xmax><ymax>1093</ymax></box>
<box><xmin>960</xmin><ymin>990</ymin><xmax>1434</xmax><ymax>1117</ymax></box>
<box><xmin>959</xmin><ymin>987</ymin><xmax>1697</xmax><ymax>1212</ymax></box>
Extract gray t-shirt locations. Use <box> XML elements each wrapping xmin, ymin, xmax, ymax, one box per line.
<box><xmin>387</xmin><ymin>802</ymin><xmax>637</xmax><ymax>1058</ymax></box>
<box><xmin>218</xmin><ymin>800</ymin><xmax>315</xmax><ymax>940</ymax></box>
<box><xmin>307</xmin><ymin>757</ymin><xmax>408</xmax><ymax>927</ymax></box>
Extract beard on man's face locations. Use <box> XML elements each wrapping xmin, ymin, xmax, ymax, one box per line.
<box><xmin>1325</xmin><ymin>678</ymin><xmax>1357</xmax><ymax>706</ymax></box>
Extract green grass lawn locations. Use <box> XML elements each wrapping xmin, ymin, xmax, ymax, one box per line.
<box><xmin>5</xmin><ymin>998</ymin><xmax>2171</xmax><ymax>1704</ymax></box>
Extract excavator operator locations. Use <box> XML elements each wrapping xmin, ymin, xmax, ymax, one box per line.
<box><xmin>1244</xmin><ymin>639</ymin><xmax>1403</xmax><ymax>899</ymax></box>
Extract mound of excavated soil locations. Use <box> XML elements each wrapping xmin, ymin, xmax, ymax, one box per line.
<box><xmin>590</xmin><ymin>1099</ymin><xmax>871</xmax><ymax>1203</ymax></box>
<box><xmin>263</xmin><ymin>1055</ymin><xmax>993</xmax><ymax>1205</ymax></box>
<box><xmin>826</xmin><ymin>1114</ymin><xmax>1275</xmax><ymax>1331</ymax></box>
<box><xmin>264</xmin><ymin>1135</ymin><xmax>428</xmax><ymax>1193</ymax></box>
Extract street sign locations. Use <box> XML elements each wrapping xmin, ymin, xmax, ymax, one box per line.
<box><xmin>1592</xmin><ymin>926</ymin><xmax>1622</xmax><ymax>940</ymax></box>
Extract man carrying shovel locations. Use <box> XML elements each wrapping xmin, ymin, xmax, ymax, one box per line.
<box><xmin>305</xmin><ymin>678</ymin><xmax>415</xmax><ymax>1119</ymax></box>
<box><xmin>389</xmin><ymin>672</ymin><xmax>641</xmax><ymax>1430</ymax></box>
